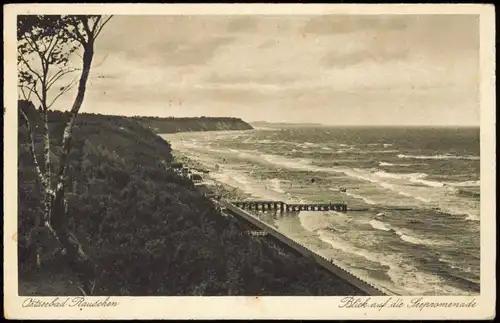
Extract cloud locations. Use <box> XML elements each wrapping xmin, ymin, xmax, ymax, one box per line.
<box><xmin>115</xmin><ymin>37</ymin><xmax>236</xmax><ymax>67</ymax></box>
<box><xmin>204</xmin><ymin>71</ymin><xmax>299</xmax><ymax>87</ymax></box>
<box><xmin>320</xmin><ymin>40</ymin><xmax>410</xmax><ymax>67</ymax></box>
<box><xmin>300</xmin><ymin>15</ymin><xmax>408</xmax><ymax>35</ymax></box>
<box><xmin>258</xmin><ymin>39</ymin><xmax>277</xmax><ymax>49</ymax></box>
<box><xmin>226</xmin><ymin>16</ymin><xmax>258</xmax><ymax>32</ymax></box>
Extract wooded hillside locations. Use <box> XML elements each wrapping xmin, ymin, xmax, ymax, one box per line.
<box><xmin>134</xmin><ymin>116</ymin><xmax>253</xmax><ymax>133</ymax></box>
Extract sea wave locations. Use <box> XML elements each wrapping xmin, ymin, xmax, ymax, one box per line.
<box><xmin>342</xmin><ymin>168</ymin><xmax>479</xmax><ymax>221</ymax></box>
<box><xmin>332</xmin><ymin>188</ymin><xmax>376</xmax><ymax>205</ymax></box>
<box><xmin>369</xmin><ymin>220</ymin><xmax>448</xmax><ymax>246</ymax></box>
<box><xmin>316</xmin><ymin>230</ymin><xmax>386</xmax><ymax>266</ymax></box>
<box><xmin>314</xmin><ymin>230</ymin><xmax>461</xmax><ymax>294</ymax></box>
<box><xmin>369</xmin><ymin>219</ymin><xmax>391</xmax><ymax>231</ymax></box>
<box><xmin>437</xmin><ymin>206</ymin><xmax>480</xmax><ymax>221</ymax></box>
<box><xmin>454</xmin><ymin>188</ymin><xmax>480</xmax><ymax>199</ymax></box>
<box><xmin>367</xmin><ymin>143</ymin><xmax>393</xmax><ymax>148</ymax></box>
<box><xmin>373</xmin><ymin>170</ymin><xmax>445</xmax><ymax>188</ymax></box>
<box><xmin>397</xmin><ymin>154</ymin><xmax>480</xmax><ymax>161</ymax></box>
<box><xmin>396</xmin><ymin>232</ymin><xmax>434</xmax><ymax>245</ymax></box>
<box><xmin>368</xmin><ymin>150</ymin><xmax>400</xmax><ymax>154</ymax></box>
<box><xmin>256</xmin><ymin>139</ymin><xmax>274</xmax><ymax>144</ymax></box>
<box><xmin>269</xmin><ymin>178</ymin><xmax>285</xmax><ymax>193</ymax></box>
<box><xmin>378</xmin><ymin>161</ymin><xmax>412</xmax><ymax>167</ymax></box>
<box><xmin>298</xmin><ymin>211</ymin><xmax>346</xmax><ymax>232</ymax></box>
<box><xmin>297</xmin><ymin>142</ymin><xmax>321</xmax><ymax>149</ymax></box>
<box><xmin>438</xmin><ymin>257</ymin><xmax>480</xmax><ymax>280</ymax></box>
<box><xmin>445</xmin><ymin>180</ymin><xmax>480</xmax><ymax>187</ymax></box>
<box><xmin>409</xmin><ymin>175</ymin><xmax>445</xmax><ymax>188</ymax></box>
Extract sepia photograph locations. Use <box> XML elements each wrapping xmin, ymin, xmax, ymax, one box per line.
<box><xmin>4</xmin><ymin>3</ymin><xmax>496</xmax><ymax>320</ymax></box>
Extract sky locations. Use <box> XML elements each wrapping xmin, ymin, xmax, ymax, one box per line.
<box><xmin>51</xmin><ymin>14</ymin><xmax>480</xmax><ymax>126</ymax></box>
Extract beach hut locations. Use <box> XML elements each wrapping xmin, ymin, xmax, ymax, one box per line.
<box><xmin>171</xmin><ymin>162</ymin><xmax>183</xmax><ymax>169</ymax></box>
<box><xmin>191</xmin><ymin>174</ymin><xmax>203</xmax><ymax>183</ymax></box>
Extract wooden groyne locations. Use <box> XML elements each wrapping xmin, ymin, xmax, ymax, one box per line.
<box><xmin>219</xmin><ymin>201</ymin><xmax>393</xmax><ymax>296</ymax></box>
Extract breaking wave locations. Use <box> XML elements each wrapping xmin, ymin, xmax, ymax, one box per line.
<box><xmin>379</xmin><ymin>161</ymin><xmax>412</xmax><ymax>167</ymax></box>
<box><xmin>268</xmin><ymin>178</ymin><xmax>285</xmax><ymax>193</ymax></box>
<box><xmin>369</xmin><ymin>220</ymin><xmax>448</xmax><ymax>246</ymax></box>
<box><xmin>332</xmin><ymin>188</ymin><xmax>376</xmax><ymax>205</ymax></box>
<box><xmin>398</xmin><ymin>154</ymin><xmax>480</xmax><ymax>161</ymax></box>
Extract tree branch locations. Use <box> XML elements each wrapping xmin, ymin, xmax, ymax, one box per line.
<box><xmin>45</xmin><ymin>32</ymin><xmax>63</xmax><ymax>65</ymax></box>
<box><xmin>95</xmin><ymin>16</ymin><xmax>113</xmax><ymax>39</ymax></box>
<box><xmin>92</xmin><ymin>53</ymin><xmax>108</xmax><ymax>69</ymax></box>
<box><xmin>81</xmin><ymin>18</ymin><xmax>92</xmax><ymax>41</ymax></box>
<box><xmin>19</xmin><ymin>55</ymin><xmax>43</xmax><ymax>83</ymax></box>
<box><xmin>62</xmin><ymin>26</ymin><xmax>85</xmax><ymax>46</ymax></box>
<box><xmin>19</xmin><ymin>85</ymin><xmax>32</xmax><ymax>102</ymax></box>
<box><xmin>25</xmin><ymin>35</ymin><xmax>42</xmax><ymax>56</ymax></box>
<box><xmin>47</xmin><ymin>79</ymin><xmax>77</xmax><ymax>109</ymax></box>
<box><xmin>43</xmin><ymin>34</ymin><xmax>59</xmax><ymax>63</ymax></box>
<box><xmin>90</xmin><ymin>16</ymin><xmax>102</xmax><ymax>35</ymax></box>
<box><xmin>20</xmin><ymin>84</ymin><xmax>44</xmax><ymax>107</ymax></box>
<box><xmin>47</xmin><ymin>67</ymin><xmax>80</xmax><ymax>91</ymax></box>
<box><xmin>64</xmin><ymin>18</ymin><xmax>88</xmax><ymax>46</ymax></box>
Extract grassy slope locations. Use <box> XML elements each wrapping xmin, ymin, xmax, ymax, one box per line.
<box><xmin>18</xmin><ymin>105</ymin><xmax>365</xmax><ymax>296</ymax></box>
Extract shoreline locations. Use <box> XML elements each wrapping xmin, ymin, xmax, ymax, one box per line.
<box><xmin>173</xmin><ymin>154</ymin><xmax>254</xmax><ymax>202</ymax></box>
<box><xmin>174</xmin><ymin>152</ymin><xmax>386</xmax><ymax>295</ymax></box>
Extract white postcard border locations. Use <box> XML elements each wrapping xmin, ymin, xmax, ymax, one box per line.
<box><xmin>3</xmin><ymin>3</ymin><xmax>496</xmax><ymax>320</ymax></box>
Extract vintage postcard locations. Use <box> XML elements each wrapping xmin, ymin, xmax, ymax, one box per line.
<box><xmin>3</xmin><ymin>3</ymin><xmax>496</xmax><ymax>320</ymax></box>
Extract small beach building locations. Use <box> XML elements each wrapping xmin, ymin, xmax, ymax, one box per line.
<box><xmin>191</xmin><ymin>174</ymin><xmax>203</xmax><ymax>183</ymax></box>
<box><xmin>171</xmin><ymin>163</ymin><xmax>184</xmax><ymax>174</ymax></box>
<box><xmin>171</xmin><ymin>162</ymin><xmax>183</xmax><ymax>169</ymax></box>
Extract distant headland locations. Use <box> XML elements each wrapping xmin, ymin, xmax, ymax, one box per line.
<box><xmin>133</xmin><ymin>116</ymin><xmax>253</xmax><ymax>133</ymax></box>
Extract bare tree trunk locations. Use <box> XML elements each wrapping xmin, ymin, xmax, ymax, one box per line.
<box><xmin>41</xmin><ymin>109</ymin><xmax>53</xmax><ymax>270</ymax></box>
<box><xmin>46</xmin><ymin>42</ymin><xmax>96</xmax><ymax>295</ymax></box>
<box><xmin>19</xmin><ymin>108</ymin><xmax>46</xmax><ymax>189</ymax></box>
<box><xmin>20</xmin><ymin>108</ymin><xmax>46</xmax><ymax>270</ymax></box>
<box><xmin>42</xmin><ymin>109</ymin><xmax>51</xmax><ymax>185</ymax></box>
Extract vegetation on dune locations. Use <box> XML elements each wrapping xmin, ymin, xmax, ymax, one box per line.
<box><xmin>18</xmin><ymin>105</ymin><xmax>365</xmax><ymax>296</ymax></box>
<box><xmin>134</xmin><ymin>116</ymin><xmax>253</xmax><ymax>134</ymax></box>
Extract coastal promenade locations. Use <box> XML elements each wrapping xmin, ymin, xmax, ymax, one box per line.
<box><xmin>217</xmin><ymin>200</ymin><xmax>394</xmax><ymax>296</ymax></box>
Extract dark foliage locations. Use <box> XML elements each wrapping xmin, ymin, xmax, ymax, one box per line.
<box><xmin>18</xmin><ymin>105</ymin><xmax>363</xmax><ymax>296</ymax></box>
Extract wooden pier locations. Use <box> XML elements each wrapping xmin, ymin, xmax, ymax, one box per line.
<box><xmin>230</xmin><ymin>200</ymin><xmax>347</xmax><ymax>213</ymax></box>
